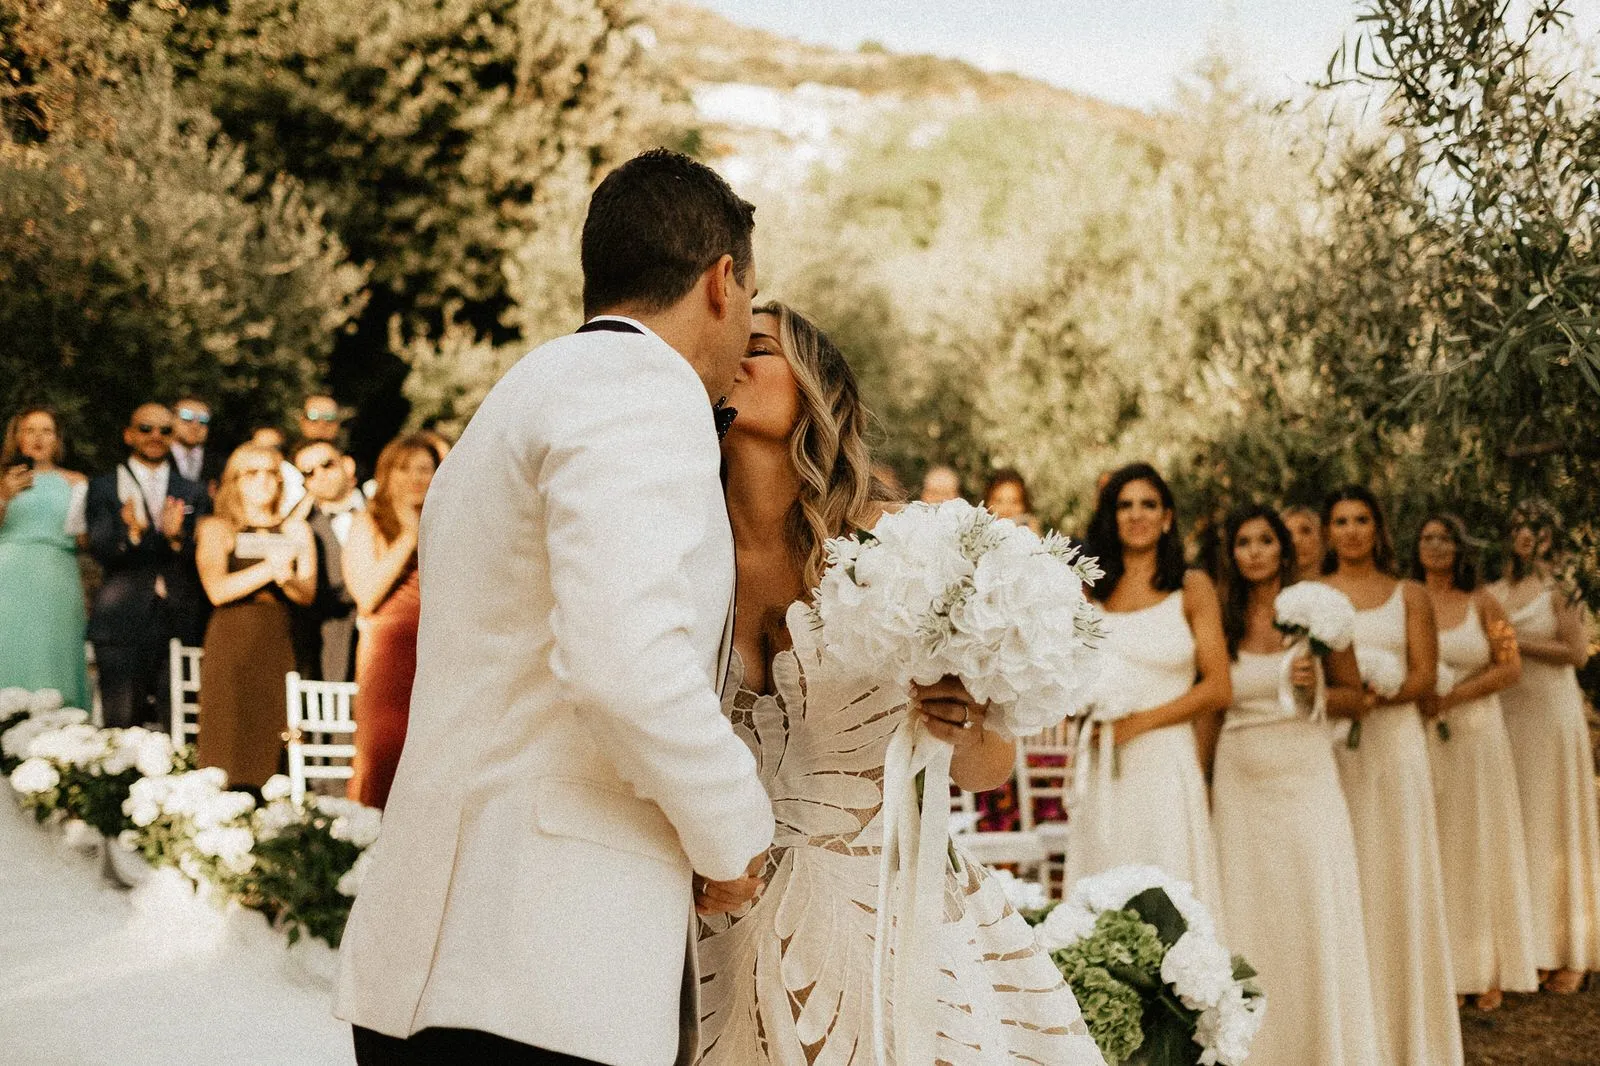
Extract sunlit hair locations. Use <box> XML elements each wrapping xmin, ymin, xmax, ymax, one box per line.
<box><xmin>983</xmin><ymin>468</ymin><xmax>1032</xmax><ymax>514</ymax></box>
<box><xmin>213</xmin><ymin>444</ymin><xmax>284</xmax><ymax>529</ymax></box>
<box><xmin>1321</xmin><ymin>485</ymin><xmax>1396</xmax><ymax>576</ymax></box>
<box><xmin>1409</xmin><ymin>513</ymin><xmax>1479</xmax><ymax>592</ymax></box>
<box><xmin>754</xmin><ymin>302</ymin><xmax>886</xmax><ymax>589</ymax></box>
<box><xmin>1217</xmin><ymin>504</ymin><xmax>1299</xmax><ymax>659</ymax></box>
<box><xmin>1082</xmin><ymin>461</ymin><xmax>1187</xmax><ymax>602</ymax></box>
<box><xmin>1</xmin><ymin>406</ymin><xmax>64</xmax><ymax>466</ymax></box>
<box><xmin>370</xmin><ymin>433</ymin><xmax>439</xmax><ymax>545</ymax></box>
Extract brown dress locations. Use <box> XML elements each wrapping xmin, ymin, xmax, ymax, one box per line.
<box><xmin>349</xmin><ymin>564</ymin><xmax>420</xmax><ymax>809</ymax></box>
<box><xmin>198</xmin><ymin>526</ymin><xmax>296</xmax><ymax>789</ymax></box>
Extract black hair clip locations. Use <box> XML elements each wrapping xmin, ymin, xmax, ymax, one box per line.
<box><xmin>713</xmin><ymin>397</ymin><xmax>738</xmax><ymax>441</ymax></box>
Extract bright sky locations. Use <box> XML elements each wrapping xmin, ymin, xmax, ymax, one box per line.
<box><xmin>692</xmin><ymin>1</ymin><xmax>1370</xmax><ymax>111</ymax></box>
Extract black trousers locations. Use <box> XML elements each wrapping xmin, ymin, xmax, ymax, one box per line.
<box><xmin>352</xmin><ymin>1026</ymin><xmax>603</xmax><ymax>1065</ymax></box>
<box><xmin>93</xmin><ymin>638</ymin><xmax>169</xmax><ymax>730</ymax></box>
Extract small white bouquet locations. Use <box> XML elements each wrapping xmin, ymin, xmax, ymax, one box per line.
<box><xmin>1031</xmin><ymin>866</ymin><xmax>1265</xmax><ymax>1066</ymax></box>
<box><xmin>808</xmin><ymin>498</ymin><xmax>1104</xmax><ymax>1066</ymax></box>
<box><xmin>1271</xmin><ymin>582</ymin><xmax>1357</xmax><ymax>725</ymax></box>
<box><xmin>1346</xmin><ymin>646</ymin><xmax>1406</xmax><ymax>749</ymax></box>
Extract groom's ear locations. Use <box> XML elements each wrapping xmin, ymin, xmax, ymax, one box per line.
<box><xmin>705</xmin><ymin>254</ymin><xmax>736</xmax><ymax>320</ymax></box>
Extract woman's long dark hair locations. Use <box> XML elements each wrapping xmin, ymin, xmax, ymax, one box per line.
<box><xmin>1409</xmin><ymin>513</ymin><xmax>1479</xmax><ymax>592</ymax></box>
<box><xmin>1320</xmin><ymin>485</ymin><xmax>1396</xmax><ymax>576</ymax></box>
<box><xmin>1508</xmin><ymin>499</ymin><xmax>1559</xmax><ymax>581</ymax></box>
<box><xmin>1218</xmin><ymin>505</ymin><xmax>1299</xmax><ymax>658</ymax></box>
<box><xmin>1082</xmin><ymin>462</ymin><xmax>1187</xmax><ymax>603</ymax></box>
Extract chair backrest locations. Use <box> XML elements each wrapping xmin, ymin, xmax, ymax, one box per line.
<box><xmin>1015</xmin><ymin>722</ymin><xmax>1076</xmax><ymax>832</ymax></box>
<box><xmin>284</xmin><ymin>671</ymin><xmax>359</xmax><ymax>802</ymax></box>
<box><xmin>168</xmin><ymin>640</ymin><xmax>203</xmax><ymax>748</ymax></box>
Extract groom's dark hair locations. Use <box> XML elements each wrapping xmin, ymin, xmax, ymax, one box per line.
<box><xmin>581</xmin><ymin>148</ymin><xmax>756</xmax><ymax>317</ymax></box>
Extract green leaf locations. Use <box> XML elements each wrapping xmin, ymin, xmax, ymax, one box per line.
<box><xmin>1124</xmin><ymin>888</ymin><xmax>1189</xmax><ymax>949</ymax></box>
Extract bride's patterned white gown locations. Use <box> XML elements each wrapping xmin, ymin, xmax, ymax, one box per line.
<box><xmin>695</xmin><ymin>604</ymin><xmax>1105</xmax><ymax>1066</ymax></box>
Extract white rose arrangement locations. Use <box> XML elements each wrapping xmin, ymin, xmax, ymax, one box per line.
<box><xmin>1030</xmin><ymin>865</ymin><xmax>1265</xmax><ymax>1066</ymax></box>
<box><xmin>807</xmin><ymin>499</ymin><xmax>1104</xmax><ymax>1066</ymax></box>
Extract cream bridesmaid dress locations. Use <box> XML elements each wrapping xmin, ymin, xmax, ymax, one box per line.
<box><xmin>1494</xmin><ymin>587</ymin><xmax>1600</xmax><ymax>974</ymax></box>
<box><xmin>1065</xmin><ymin>591</ymin><xmax>1224</xmax><ymax>919</ymax></box>
<box><xmin>1335</xmin><ymin>585</ymin><xmax>1463</xmax><ymax>1066</ymax></box>
<box><xmin>1214</xmin><ymin>649</ymin><xmax>1382</xmax><ymax>1066</ymax></box>
<box><xmin>1426</xmin><ymin>600</ymin><xmax>1539</xmax><ymax>995</ymax></box>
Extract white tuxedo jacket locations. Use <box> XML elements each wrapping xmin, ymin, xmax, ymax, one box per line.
<box><xmin>336</xmin><ymin>319</ymin><xmax>775</xmax><ymax>1065</ymax></box>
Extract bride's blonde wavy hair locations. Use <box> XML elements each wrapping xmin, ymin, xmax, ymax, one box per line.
<box><xmin>756</xmin><ymin>301</ymin><xmax>888</xmax><ymax>589</ymax></box>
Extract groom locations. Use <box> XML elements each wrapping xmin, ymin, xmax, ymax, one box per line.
<box><xmin>336</xmin><ymin>150</ymin><xmax>776</xmax><ymax>1065</ymax></box>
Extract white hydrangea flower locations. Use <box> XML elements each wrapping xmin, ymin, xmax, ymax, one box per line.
<box><xmin>192</xmin><ymin>789</ymin><xmax>256</xmax><ymax>830</ymax></box>
<box><xmin>989</xmin><ymin>869</ymin><xmax>1049</xmax><ymax>914</ymax></box>
<box><xmin>330</xmin><ymin>806</ymin><xmax>382</xmax><ymax>848</ymax></box>
<box><xmin>133</xmin><ymin>732</ymin><xmax>175</xmax><ymax>778</ymax></box>
<box><xmin>254</xmin><ymin>799</ymin><xmax>303</xmax><ymax>841</ymax></box>
<box><xmin>193</xmin><ymin>825</ymin><xmax>255</xmax><ymax>862</ymax></box>
<box><xmin>1196</xmin><ymin>983</ymin><xmax>1265</xmax><ymax>1066</ymax></box>
<box><xmin>2</xmin><ymin>709</ymin><xmax>87</xmax><ymax>760</ymax></box>
<box><xmin>1354</xmin><ymin>646</ymin><xmax>1406</xmax><ymax>699</ymax></box>
<box><xmin>10</xmin><ymin>757</ymin><xmax>60</xmax><ymax>795</ymax></box>
<box><xmin>337</xmin><ymin>849</ymin><xmax>373</xmax><ymax>898</ymax></box>
<box><xmin>27</xmin><ymin>689</ymin><xmax>65</xmax><ymax>714</ymax></box>
<box><xmin>1273</xmin><ymin>583</ymin><xmax>1356</xmax><ymax>653</ymax></box>
<box><xmin>261</xmin><ymin>774</ymin><xmax>293</xmax><ymax>802</ymax></box>
<box><xmin>1035</xmin><ymin>900</ymin><xmax>1098</xmax><ymax>952</ymax></box>
<box><xmin>1161</xmin><ymin>929</ymin><xmax>1236</xmax><ymax>1010</ymax></box>
<box><xmin>1064</xmin><ymin>865</ymin><xmax>1215</xmax><ymax>937</ymax></box>
<box><xmin>0</xmin><ymin>687</ymin><xmax>31</xmax><ymax>715</ymax></box>
<box><xmin>28</xmin><ymin>723</ymin><xmax>107</xmax><ymax>769</ymax></box>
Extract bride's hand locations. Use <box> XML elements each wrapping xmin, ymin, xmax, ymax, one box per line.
<box><xmin>913</xmin><ymin>676</ymin><xmax>988</xmax><ymax>751</ymax></box>
<box><xmin>694</xmin><ymin>851</ymin><xmax>768</xmax><ymax>917</ymax></box>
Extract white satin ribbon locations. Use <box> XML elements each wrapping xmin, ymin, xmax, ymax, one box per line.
<box><xmin>872</xmin><ymin>711</ymin><xmax>953</xmax><ymax>1066</ymax></box>
<box><xmin>1069</xmin><ymin>707</ymin><xmax>1128</xmax><ymax>849</ymax></box>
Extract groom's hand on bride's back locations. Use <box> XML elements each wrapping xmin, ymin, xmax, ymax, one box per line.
<box><xmin>694</xmin><ymin>851</ymin><xmax>769</xmax><ymax>916</ymax></box>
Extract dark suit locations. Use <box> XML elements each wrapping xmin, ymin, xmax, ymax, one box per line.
<box><xmin>86</xmin><ymin>462</ymin><xmax>209</xmax><ymax>728</ymax></box>
<box><xmin>292</xmin><ymin>504</ymin><xmax>359</xmax><ymax>682</ymax></box>
<box><xmin>171</xmin><ymin>443</ymin><xmax>224</xmax><ymax>494</ymax></box>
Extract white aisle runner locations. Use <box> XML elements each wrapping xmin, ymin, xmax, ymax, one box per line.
<box><xmin>0</xmin><ymin>800</ymin><xmax>354</xmax><ymax>1065</ymax></box>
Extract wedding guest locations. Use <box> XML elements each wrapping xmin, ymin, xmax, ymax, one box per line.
<box><xmin>1065</xmin><ymin>461</ymin><xmax>1230</xmax><ymax>917</ymax></box>
<box><xmin>1282</xmin><ymin>505</ymin><xmax>1325</xmax><ymax>583</ymax></box>
<box><xmin>1322</xmin><ymin>485</ymin><xmax>1462</xmax><ymax>1066</ymax></box>
<box><xmin>1213</xmin><ymin>505</ymin><xmax>1382</xmax><ymax>1066</ymax></box>
<box><xmin>289</xmin><ymin>440</ymin><xmax>364</xmax><ymax>682</ymax></box>
<box><xmin>170</xmin><ymin>396</ymin><xmax>222</xmax><ymax>495</ymax></box>
<box><xmin>0</xmin><ymin>408</ymin><xmax>90</xmax><ymax>708</ymax></box>
<box><xmin>86</xmin><ymin>403</ymin><xmax>208</xmax><ymax>729</ymax></box>
<box><xmin>695</xmin><ymin>300</ymin><xmax>1105</xmax><ymax>1064</ymax></box>
<box><xmin>344</xmin><ymin>434</ymin><xmax>437</xmax><ymax>809</ymax></box>
<box><xmin>1489</xmin><ymin>503</ymin><xmax>1600</xmax><ymax>995</ymax></box>
<box><xmin>299</xmin><ymin>394</ymin><xmax>344</xmax><ymax>445</ymax></box>
<box><xmin>919</xmin><ymin>464</ymin><xmax>961</xmax><ymax>504</ymax></box>
<box><xmin>250</xmin><ymin>426</ymin><xmax>288</xmax><ymax>451</ymax></box>
<box><xmin>982</xmin><ymin>467</ymin><xmax>1041</xmax><ymax>532</ymax></box>
<box><xmin>195</xmin><ymin>444</ymin><xmax>315</xmax><ymax>788</ymax></box>
<box><xmin>249</xmin><ymin>425</ymin><xmax>305</xmax><ymax>512</ymax></box>
<box><xmin>1414</xmin><ymin>513</ymin><xmax>1538</xmax><ymax>1010</ymax></box>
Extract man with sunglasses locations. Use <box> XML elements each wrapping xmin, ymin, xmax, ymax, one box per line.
<box><xmin>171</xmin><ymin>396</ymin><xmax>223</xmax><ymax>496</ymax></box>
<box><xmin>85</xmin><ymin>403</ymin><xmax>210</xmax><ymax>729</ymax></box>
<box><xmin>299</xmin><ymin>394</ymin><xmax>345</xmax><ymax>445</ymax></box>
<box><xmin>288</xmin><ymin>440</ymin><xmax>364</xmax><ymax>682</ymax></box>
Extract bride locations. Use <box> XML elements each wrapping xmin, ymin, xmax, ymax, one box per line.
<box><xmin>693</xmin><ymin>302</ymin><xmax>1105</xmax><ymax>1065</ymax></box>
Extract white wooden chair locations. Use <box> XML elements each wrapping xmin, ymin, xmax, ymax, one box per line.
<box><xmin>283</xmin><ymin>672</ymin><xmax>358</xmax><ymax>802</ymax></box>
<box><xmin>949</xmin><ymin>770</ymin><xmax>1050</xmax><ymax>889</ymax></box>
<box><xmin>167</xmin><ymin>640</ymin><xmax>203</xmax><ymax>748</ymax></box>
<box><xmin>1017</xmin><ymin>721</ymin><xmax>1076</xmax><ymax>895</ymax></box>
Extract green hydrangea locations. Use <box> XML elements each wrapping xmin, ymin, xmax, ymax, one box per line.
<box><xmin>1060</xmin><ymin>959</ymin><xmax>1145</xmax><ymax>1064</ymax></box>
<box><xmin>1061</xmin><ymin>909</ymin><xmax>1166</xmax><ymax>980</ymax></box>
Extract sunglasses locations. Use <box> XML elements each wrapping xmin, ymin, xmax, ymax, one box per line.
<box><xmin>136</xmin><ymin>423</ymin><xmax>174</xmax><ymax>436</ymax></box>
<box><xmin>303</xmin><ymin>411</ymin><xmax>341</xmax><ymax>423</ymax></box>
<box><xmin>177</xmin><ymin>410</ymin><xmax>211</xmax><ymax>425</ymax></box>
<box><xmin>297</xmin><ymin>456</ymin><xmax>340</xmax><ymax>476</ymax></box>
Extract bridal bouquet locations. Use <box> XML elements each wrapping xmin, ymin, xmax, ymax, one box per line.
<box><xmin>1346</xmin><ymin>646</ymin><xmax>1405</xmax><ymax>749</ymax></box>
<box><xmin>808</xmin><ymin>498</ymin><xmax>1104</xmax><ymax>1066</ymax></box>
<box><xmin>1030</xmin><ymin>866</ymin><xmax>1264</xmax><ymax>1066</ymax></box>
<box><xmin>1271</xmin><ymin>582</ymin><xmax>1356</xmax><ymax>725</ymax></box>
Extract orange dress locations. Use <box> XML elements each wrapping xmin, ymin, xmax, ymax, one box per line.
<box><xmin>349</xmin><ymin>565</ymin><xmax>419</xmax><ymax>809</ymax></box>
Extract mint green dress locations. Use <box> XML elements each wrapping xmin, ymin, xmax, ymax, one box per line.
<box><xmin>0</xmin><ymin>472</ymin><xmax>89</xmax><ymax>708</ymax></box>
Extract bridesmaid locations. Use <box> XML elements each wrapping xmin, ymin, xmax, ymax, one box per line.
<box><xmin>1322</xmin><ymin>486</ymin><xmax>1463</xmax><ymax>1066</ymax></box>
<box><xmin>1213</xmin><ymin>505</ymin><xmax>1381</xmax><ymax>1066</ymax></box>
<box><xmin>1065</xmin><ymin>462</ymin><xmax>1230</xmax><ymax>915</ymax></box>
<box><xmin>1281</xmin><ymin>505</ymin><xmax>1325</xmax><ymax>584</ymax></box>
<box><xmin>195</xmin><ymin>445</ymin><xmax>317</xmax><ymax>787</ymax></box>
<box><xmin>1414</xmin><ymin>513</ymin><xmax>1538</xmax><ymax>1010</ymax></box>
<box><xmin>1488</xmin><ymin>504</ymin><xmax>1600</xmax><ymax>995</ymax></box>
<box><xmin>345</xmin><ymin>434</ymin><xmax>437</xmax><ymax>810</ymax></box>
<box><xmin>0</xmin><ymin>408</ymin><xmax>90</xmax><ymax>708</ymax></box>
